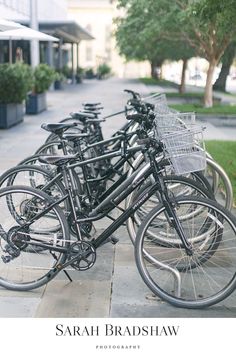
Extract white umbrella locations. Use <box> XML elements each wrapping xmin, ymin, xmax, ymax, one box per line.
<box><xmin>0</xmin><ymin>18</ymin><xmax>24</xmax><ymax>31</ymax></box>
<box><xmin>0</xmin><ymin>27</ymin><xmax>59</xmax><ymax>63</ymax></box>
<box><xmin>0</xmin><ymin>27</ymin><xmax>59</xmax><ymax>41</ymax></box>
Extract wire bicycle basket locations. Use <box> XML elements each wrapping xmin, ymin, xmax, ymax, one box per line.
<box><xmin>155</xmin><ymin>112</ymin><xmax>196</xmax><ymax>137</ymax></box>
<box><xmin>161</xmin><ymin>127</ymin><xmax>206</xmax><ymax>175</ymax></box>
<box><xmin>143</xmin><ymin>93</ymin><xmax>177</xmax><ymax>114</ymax></box>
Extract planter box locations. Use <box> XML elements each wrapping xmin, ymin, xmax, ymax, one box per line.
<box><xmin>0</xmin><ymin>103</ymin><xmax>24</xmax><ymax>129</ymax></box>
<box><xmin>54</xmin><ymin>80</ymin><xmax>64</xmax><ymax>90</ymax></box>
<box><xmin>26</xmin><ymin>92</ymin><xmax>47</xmax><ymax>115</ymax></box>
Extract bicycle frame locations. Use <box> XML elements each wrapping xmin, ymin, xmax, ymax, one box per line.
<box><xmin>21</xmin><ymin>151</ymin><xmax>193</xmax><ymax>256</ymax></box>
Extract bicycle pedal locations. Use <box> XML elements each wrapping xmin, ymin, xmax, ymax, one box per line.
<box><xmin>110</xmin><ymin>236</ymin><xmax>119</xmax><ymax>245</ymax></box>
<box><xmin>101</xmin><ymin>236</ymin><xmax>119</xmax><ymax>246</ymax></box>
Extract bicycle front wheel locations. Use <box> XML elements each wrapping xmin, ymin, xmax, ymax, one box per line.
<box><xmin>0</xmin><ymin>186</ymin><xmax>69</xmax><ymax>291</ymax></box>
<box><xmin>135</xmin><ymin>196</ymin><xmax>236</xmax><ymax>309</ymax></box>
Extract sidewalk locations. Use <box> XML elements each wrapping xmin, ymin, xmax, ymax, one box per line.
<box><xmin>0</xmin><ymin>78</ymin><xmax>236</xmax><ymax>318</ymax></box>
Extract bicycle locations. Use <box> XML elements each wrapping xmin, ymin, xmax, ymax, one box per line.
<box><xmin>1</xmin><ymin>129</ymin><xmax>236</xmax><ymax>309</ymax></box>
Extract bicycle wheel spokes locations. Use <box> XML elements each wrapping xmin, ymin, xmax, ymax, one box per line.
<box><xmin>136</xmin><ymin>197</ymin><xmax>236</xmax><ymax>308</ymax></box>
<box><xmin>0</xmin><ymin>187</ymin><xmax>68</xmax><ymax>290</ymax></box>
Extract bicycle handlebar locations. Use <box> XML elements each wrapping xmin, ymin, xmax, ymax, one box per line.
<box><xmin>124</xmin><ymin>89</ymin><xmax>141</xmax><ymax>99</ymax></box>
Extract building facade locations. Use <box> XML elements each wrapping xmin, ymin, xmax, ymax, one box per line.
<box><xmin>0</xmin><ymin>0</ymin><xmax>93</xmax><ymax>75</ymax></box>
<box><xmin>68</xmin><ymin>0</ymin><xmax>150</xmax><ymax>78</ymax></box>
<box><xmin>0</xmin><ymin>0</ymin><xmax>68</xmax><ymax>21</ymax></box>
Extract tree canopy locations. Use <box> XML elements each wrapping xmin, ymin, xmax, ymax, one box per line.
<box><xmin>115</xmin><ymin>0</ymin><xmax>236</xmax><ymax>106</ymax></box>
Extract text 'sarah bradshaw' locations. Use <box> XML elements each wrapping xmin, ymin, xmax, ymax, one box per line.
<box><xmin>56</xmin><ymin>324</ymin><xmax>180</xmax><ymax>337</ymax></box>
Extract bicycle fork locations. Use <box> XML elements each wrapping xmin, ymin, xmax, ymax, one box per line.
<box><xmin>162</xmin><ymin>198</ymin><xmax>193</xmax><ymax>256</ymax></box>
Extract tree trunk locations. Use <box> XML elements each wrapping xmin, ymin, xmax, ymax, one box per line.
<box><xmin>151</xmin><ymin>61</ymin><xmax>156</xmax><ymax>78</ymax></box>
<box><xmin>150</xmin><ymin>60</ymin><xmax>163</xmax><ymax>79</ymax></box>
<box><xmin>213</xmin><ymin>42</ymin><xmax>236</xmax><ymax>92</ymax></box>
<box><xmin>179</xmin><ymin>58</ymin><xmax>188</xmax><ymax>94</ymax></box>
<box><xmin>204</xmin><ymin>59</ymin><xmax>217</xmax><ymax>107</ymax></box>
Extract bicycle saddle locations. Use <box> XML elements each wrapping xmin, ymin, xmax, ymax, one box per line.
<box><xmin>38</xmin><ymin>155</ymin><xmax>77</xmax><ymax>166</ymax></box>
<box><xmin>71</xmin><ymin>112</ymin><xmax>96</xmax><ymax>122</ymax></box>
<box><xmin>84</xmin><ymin>106</ymin><xmax>104</xmax><ymax>111</ymax></box>
<box><xmin>41</xmin><ymin>123</ymin><xmax>77</xmax><ymax>135</ymax></box>
<box><xmin>82</xmin><ymin>110</ymin><xmax>101</xmax><ymax>115</ymax></box>
<box><xmin>82</xmin><ymin>102</ymin><xmax>101</xmax><ymax>107</ymax></box>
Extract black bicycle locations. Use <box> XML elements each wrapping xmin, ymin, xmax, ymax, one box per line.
<box><xmin>0</xmin><ymin>134</ymin><xmax>236</xmax><ymax>309</ymax></box>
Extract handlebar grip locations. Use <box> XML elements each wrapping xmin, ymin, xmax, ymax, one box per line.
<box><xmin>124</xmin><ymin>89</ymin><xmax>141</xmax><ymax>99</ymax></box>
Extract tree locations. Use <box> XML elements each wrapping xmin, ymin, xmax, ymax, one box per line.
<box><xmin>179</xmin><ymin>0</ymin><xmax>236</xmax><ymax>106</ymax></box>
<box><xmin>115</xmin><ymin>0</ymin><xmax>195</xmax><ymax>91</ymax></box>
<box><xmin>116</xmin><ymin>0</ymin><xmax>236</xmax><ymax>107</ymax></box>
<box><xmin>213</xmin><ymin>42</ymin><xmax>236</xmax><ymax>92</ymax></box>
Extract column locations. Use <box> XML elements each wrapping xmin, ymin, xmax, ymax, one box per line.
<box><xmin>76</xmin><ymin>42</ymin><xmax>79</xmax><ymax>70</ymax></box>
<box><xmin>47</xmin><ymin>41</ymin><xmax>53</xmax><ymax>67</ymax></box>
<box><xmin>58</xmin><ymin>38</ymin><xmax>63</xmax><ymax>69</ymax></box>
<box><xmin>71</xmin><ymin>43</ymin><xmax>75</xmax><ymax>84</ymax></box>
<box><xmin>30</xmin><ymin>0</ymin><xmax>39</xmax><ymax>67</ymax></box>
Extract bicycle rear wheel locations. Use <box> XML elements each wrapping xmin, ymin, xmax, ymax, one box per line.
<box><xmin>135</xmin><ymin>196</ymin><xmax>236</xmax><ymax>308</ymax></box>
<box><xmin>0</xmin><ymin>186</ymin><xmax>69</xmax><ymax>291</ymax></box>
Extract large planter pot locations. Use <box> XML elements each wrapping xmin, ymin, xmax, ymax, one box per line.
<box><xmin>54</xmin><ymin>80</ymin><xmax>64</xmax><ymax>90</ymax></box>
<box><xmin>0</xmin><ymin>103</ymin><xmax>24</xmax><ymax>129</ymax></box>
<box><xmin>26</xmin><ymin>92</ymin><xmax>47</xmax><ymax>114</ymax></box>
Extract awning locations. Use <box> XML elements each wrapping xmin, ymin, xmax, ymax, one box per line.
<box><xmin>18</xmin><ymin>20</ymin><xmax>94</xmax><ymax>43</ymax></box>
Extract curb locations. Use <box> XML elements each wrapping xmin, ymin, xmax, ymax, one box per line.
<box><xmin>197</xmin><ymin>114</ymin><xmax>236</xmax><ymax>127</ymax></box>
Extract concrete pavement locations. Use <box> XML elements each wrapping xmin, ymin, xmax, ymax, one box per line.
<box><xmin>0</xmin><ymin>77</ymin><xmax>236</xmax><ymax>318</ymax></box>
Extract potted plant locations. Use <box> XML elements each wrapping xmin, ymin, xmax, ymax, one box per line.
<box><xmin>26</xmin><ymin>63</ymin><xmax>56</xmax><ymax>114</ymax></box>
<box><xmin>75</xmin><ymin>67</ymin><xmax>84</xmax><ymax>83</ymax></box>
<box><xmin>0</xmin><ymin>63</ymin><xmax>33</xmax><ymax>128</ymax></box>
<box><xmin>61</xmin><ymin>65</ymin><xmax>73</xmax><ymax>82</ymax></box>
<box><xmin>85</xmin><ymin>68</ymin><xmax>95</xmax><ymax>79</ymax></box>
<box><xmin>97</xmin><ymin>63</ymin><xmax>111</xmax><ymax>80</ymax></box>
<box><xmin>54</xmin><ymin>71</ymin><xmax>66</xmax><ymax>90</ymax></box>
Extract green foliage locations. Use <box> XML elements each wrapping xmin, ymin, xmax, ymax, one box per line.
<box><xmin>76</xmin><ymin>67</ymin><xmax>84</xmax><ymax>76</ymax></box>
<box><xmin>75</xmin><ymin>67</ymin><xmax>84</xmax><ymax>83</ymax></box>
<box><xmin>97</xmin><ymin>63</ymin><xmax>111</xmax><ymax>78</ymax></box>
<box><xmin>116</xmin><ymin>0</ymin><xmax>236</xmax><ymax>106</ymax></box>
<box><xmin>139</xmin><ymin>77</ymin><xmax>179</xmax><ymax>88</ymax></box>
<box><xmin>33</xmin><ymin>64</ymin><xmax>56</xmax><ymax>94</ymax></box>
<box><xmin>205</xmin><ymin>140</ymin><xmax>236</xmax><ymax>203</ymax></box>
<box><xmin>116</xmin><ymin>0</ymin><xmax>236</xmax><ymax>62</ymax></box>
<box><xmin>115</xmin><ymin>0</ymin><xmax>195</xmax><ymax>64</ymax></box>
<box><xmin>54</xmin><ymin>71</ymin><xmax>66</xmax><ymax>82</ymax></box>
<box><xmin>0</xmin><ymin>63</ymin><xmax>33</xmax><ymax>104</ymax></box>
<box><xmin>61</xmin><ymin>65</ymin><xmax>73</xmax><ymax>79</ymax></box>
<box><xmin>85</xmin><ymin>68</ymin><xmax>95</xmax><ymax>79</ymax></box>
<box><xmin>170</xmin><ymin>103</ymin><xmax>236</xmax><ymax>114</ymax></box>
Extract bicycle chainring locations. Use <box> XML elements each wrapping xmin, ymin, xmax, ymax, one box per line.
<box><xmin>7</xmin><ymin>226</ymin><xmax>30</xmax><ymax>250</ymax></box>
<box><xmin>68</xmin><ymin>241</ymin><xmax>96</xmax><ymax>271</ymax></box>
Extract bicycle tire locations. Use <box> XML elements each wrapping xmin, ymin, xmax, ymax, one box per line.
<box><xmin>0</xmin><ymin>164</ymin><xmax>70</xmax><ymax>215</ymax></box>
<box><xmin>126</xmin><ymin>175</ymin><xmax>215</xmax><ymax>245</ymax></box>
<box><xmin>135</xmin><ymin>196</ymin><xmax>236</xmax><ymax>309</ymax></box>
<box><xmin>0</xmin><ymin>185</ymin><xmax>69</xmax><ymax>291</ymax></box>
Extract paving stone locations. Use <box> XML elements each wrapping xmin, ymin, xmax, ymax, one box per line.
<box><xmin>0</xmin><ymin>297</ymin><xmax>41</xmax><ymax>318</ymax></box>
<box><xmin>111</xmin><ymin>303</ymin><xmax>236</xmax><ymax>318</ymax></box>
<box><xmin>35</xmin><ymin>279</ymin><xmax>111</xmax><ymax>318</ymax></box>
<box><xmin>0</xmin><ymin>287</ymin><xmax>45</xmax><ymax>298</ymax></box>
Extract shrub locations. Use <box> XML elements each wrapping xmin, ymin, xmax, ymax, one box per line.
<box><xmin>85</xmin><ymin>68</ymin><xmax>95</xmax><ymax>79</ymax></box>
<box><xmin>97</xmin><ymin>63</ymin><xmax>111</xmax><ymax>79</ymax></box>
<box><xmin>54</xmin><ymin>71</ymin><xmax>66</xmax><ymax>82</ymax></box>
<box><xmin>33</xmin><ymin>64</ymin><xmax>56</xmax><ymax>94</ymax></box>
<box><xmin>0</xmin><ymin>63</ymin><xmax>33</xmax><ymax>104</ymax></box>
<box><xmin>61</xmin><ymin>65</ymin><xmax>73</xmax><ymax>79</ymax></box>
